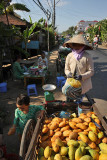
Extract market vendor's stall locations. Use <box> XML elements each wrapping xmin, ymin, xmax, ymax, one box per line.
<box><xmin>23</xmin><ymin>66</ymin><xmax>48</xmax><ymax>88</ymax></box>
<box><xmin>19</xmin><ymin>97</ymin><xmax>107</xmax><ymax>160</ymax></box>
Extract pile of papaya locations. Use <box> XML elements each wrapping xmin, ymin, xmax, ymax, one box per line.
<box><xmin>37</xmin><ymin>112</ymin><xmax>107</xmax><ymax>160</ymax></box>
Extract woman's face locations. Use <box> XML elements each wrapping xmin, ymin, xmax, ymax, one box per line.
<box><xmin>41</xmin><ymin>53</ymin><xmax>45</xmax><ymax>59</ymax></box>
<box><xmin>17</xmin><ymin>58</ymin><xmax>21</xmax><ymax>62</ymax></box>
<box><xmin>16</xmin><ymin>104</ymin><xmax>29</xmax><ymax>113</ymax></box>
<box><xmin>68</xmin><ymin>43</ymin><xmax>85</xmax><ymax>50</ymax></box>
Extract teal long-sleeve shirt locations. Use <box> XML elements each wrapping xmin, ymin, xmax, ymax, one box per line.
<box><xmin>13</xmin><ymin>61</ymin><xmax>24</xmax><ymax>79</ymax></box>
<box><xmin>13</xmin><ymin>105</ymin><xmax>45</xmax><ymax>134</ymax></box>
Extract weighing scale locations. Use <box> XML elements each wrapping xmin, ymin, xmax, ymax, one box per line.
<box><xmin>42</xmin><ymin>84</ymin><xmax>56</xmax><ymax>103</ymax></box>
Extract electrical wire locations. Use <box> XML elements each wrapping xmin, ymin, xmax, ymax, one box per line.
<box><xmin>71</xmin><ymin>9</ymin><xmax>103</xmax><ymax>19</ymax></box>
<box><xmin>45</xmin><ymin>0</ymin><xmax>53</xmax><ymax>12</ymax></box>
<box><xmin>56</xmin><ymin>6</ymin><xmax>101</xmax><ymax>26</ymax></box>
<box><xmin>56</xmin><ymin>4</ymin><xmax>103</xmax><ymax>20</ymax></box>
<box><xmin>50</xmin><ymin>0</ymin><xmax>53</xmax><ymax>9</ymax></box>
<box><xmin>56</xmin><ymin>6</ymin><xmax>79</xmax><ymax>22</ymax></box>
<box><xmin>32</xmin><ymin>0</ymin><xmax>48</xmax><ymax>16</ymax></box>
<box><xmin>56</xmin><ymin>0</ymin><xmax>61</xmax><ymax>5</ymax></box>
<box><xmin>55</xmin><ymin>7</ymin><xmax>80</xmax><ymax>31</ymax></box>
<box><xmin>37</xmin><ymin>0</ymin><xmax>48</xmax><ymax>15</ymax></box>
<box><xmin>23</xmin><ymin>0</ymin><xmax>44</xmax><ymax>21</ymax></box>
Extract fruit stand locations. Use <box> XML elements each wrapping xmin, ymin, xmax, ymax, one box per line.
<box><xmin>19</xmin><ymin>100</ymin><xmax>107</xmax><ymax>160</ymax></box>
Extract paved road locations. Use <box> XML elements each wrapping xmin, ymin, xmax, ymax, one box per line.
<box><xmin>87</xmin><ymin>47</ymin><xmax>107</xmax><ymax>117</ymax></box>
<box><xmin>50</xmin><ymin>47</ymin><xmax>107</xmax><ymax>117</ymax></box>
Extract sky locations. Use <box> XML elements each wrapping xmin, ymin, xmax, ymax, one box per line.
<box><xmin>11</xmin><ymin>0</ymin><xmax>107</xmax><ymax>33</ymax></box>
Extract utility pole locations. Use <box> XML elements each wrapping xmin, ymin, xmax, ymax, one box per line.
<box><xmin>53</xmin><ymin>0</ymin><xmax>55</xmax><ymax>30</ymax></box>
<box><xmin>52</xmin><ymin>0</ymin><xmax>61</xmax><ymax>30</ymax></box>
<box><xmin>47</xmin><ymin>9</ymin><xmax>50</xmax><ymax>53</ymax></box>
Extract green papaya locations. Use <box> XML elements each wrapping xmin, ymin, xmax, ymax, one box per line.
<box><xmin>85</xmin><ymin>146</ymin><xmax>91</xmax><ymax>150</ymax></box>
<box><xmin>62</xmin><ymin>156</ymin><xmax>69</xmax><ymax>160</ymax></box>
<box><xmin>75</xmin><ymin>147</ymin><xmax>83</xmax><ymax>160</ymax></box>
<box><xmin>44</xmin><ymin>146</ymin><xmax>51</xmax><ymax>158</ymax></box>
<box><xmin>88</xmin><ymin>131</ymin><xmax>97</xmax><ymax>142</ymax></box>
<box><xmin>89</xmin><ymin>149</ymin><xmax>99</xmax><ymax>160</ymax></box>
<box><xmin>40</xmin><ymin>156</ymin><xmax>47</xmax><ymax>160</ymax></box>
<box><xmin>68</xmin><ymin>144</ymin><xmax>76</xmax><ymax>160</ymax></box>
<box><xmin>99</xmin><ymin>143</ymin><xmax>107</xmax><ymax>154</ymax></box>
<box><xmin>98</xmin><ymin>131</ymin><xmax>104</xmax><ymax>139</ymax></box>
<box><xmin>38</xmin><ymin>147</ymin><xmax>44</xmax><ymax>159</ymax></box>
<box><xmin>60</xmin><ymin>146</ymin><xmax>68</xmax><ymax>156</ymax></box>
<box><xmin>55</xmin><ymin>138</ymin><xmax>64</xmax><ymax>146</ymax></box>
<box><xmin>91</xmin><ymin>114</ymin><xmax>98</xmax><ymax>119</ymax></box>
<box><xmin>48</xmin><ymin>156</ymin><xmax>54</xmax><ymax>160</ymax></box>
<box><xmin>79</xmin><ymin>133</ymin><xmax>89</xmax><ymax>143</ymax></box>
<box><xmin>78</xmin><ymin>141</ymin><xmax>87</xmax><ymax>147</ymax></box>
<box><xmin>81</xmin><ymin>146</ymin><xmax>86</xmax><ymax>155</ymax></box>
<box><xmin>80</xmin><ymin>155</ymin><xmax>92</xmax><ymax>160</ymax></box>
<box><xmin>54</xmin><ymin>154</ymin><xmax>62</xmax><ymax>160</ymax></box>
<box><xmin>67</xmin><ymin>140</ymin><xmax>79</xmax><ymax>147</ymax></box>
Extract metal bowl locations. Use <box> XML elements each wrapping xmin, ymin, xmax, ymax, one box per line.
<box><xmin>42</xmin><ymin>84</ymin><xmax>56</xmax><ymax>91</ymax></box>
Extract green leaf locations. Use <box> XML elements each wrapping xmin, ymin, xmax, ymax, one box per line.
<box><xmin>29</xmin><ymin>15</ymin><xmax>32</xmax><ymax>24</ymax></box>
<box><xmin>28</xmin><ymin>22</ymin><xmax>37</xmax><ymax>37</ymax></box>
<box><xmin>7</xmin><ymin>3</ymin><xmax>30</xmax><ymax>12</ymax></box>
<box><xmin>38</xmin><ymin>17</ymin><xmax>44</xmax><ymax>23</ymax></box>
<box><xmin>23</xmin><ymin>27</ymin><xmax>29</xmax><ymax>39</ymax></box>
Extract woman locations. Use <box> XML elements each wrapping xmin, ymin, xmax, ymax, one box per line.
<box><xmin>38</xmin><ymin>51</ymin><xmax>48</xmax><ymax>69</ymax></box>
<box><xmin>13</xmin><ymin>55</ymin><xmax>27</xmax><ymax>80</ymax></box>
<box><xmin>62</xmin><ymin>34</ymin><xmax>94</xmax><ymax>101</ymax></box>
<box><xmin>8</xmin><ymin>94</ymin><xmax>45</xmax><ymax>139</ymax></box>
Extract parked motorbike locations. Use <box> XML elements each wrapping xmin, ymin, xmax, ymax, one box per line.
<box><xmin>93</xmin><ymin>42</ymin><xmax>98</xmax><ymax>49</ymax></box>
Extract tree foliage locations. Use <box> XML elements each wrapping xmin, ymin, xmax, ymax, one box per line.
<box><xmin>86</xmin><ymin>19</ymin><xmax>107</xmax><ymax>43</ymax></box>
<box><xmin>0</xmin><ymin>1</ymin><xmax>30</xmax><ymax>15</ymax></box>
<box><xmin>62</xmin><ymin>26</ymin><xmax>76</xmax><ymax>37</ymax></box>
<box><xmin>6</xmin><ymin>3</ymin><xmax>30</xmax><ymax>13</ymax></box>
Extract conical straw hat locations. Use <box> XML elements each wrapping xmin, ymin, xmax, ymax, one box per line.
<box><xmin>64</xmin><ymin>34</ymin><xmax>93</xmax><ymax>50</ymax></box>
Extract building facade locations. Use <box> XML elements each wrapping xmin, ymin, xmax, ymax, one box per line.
<box><xmin>76</xmin><ymin>20</ymin><xmax>98</xmax><ymax>33</ymax></box>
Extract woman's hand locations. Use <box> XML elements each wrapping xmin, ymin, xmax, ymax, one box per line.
<box><xmin>67</xmin><ymin>72</ymin><xmax>73</xmax><ymax>78</ymax></box>
<box><xmin>74</xmin><ymin>75</ymin><xmax>82</xmax><ymax>80</ymax></box>
<box><xmin>8</xmin><ymin>125</ymin><xmax>16</xmax><ymax>136</ymax></box>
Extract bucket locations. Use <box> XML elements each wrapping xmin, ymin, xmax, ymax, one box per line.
<box><xmin>78</xmin><ymin>104</ymin><xmax>93</xmax><ymax>116</ymax></box>
<box><xmin>0</xmin><ymin>82</ymin><xmax>7</xmax><ymax>93</ymax></box>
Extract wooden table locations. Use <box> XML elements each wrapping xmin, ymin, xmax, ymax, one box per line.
<box><xmin>24</xmin><ymin>75</ymin><xmax>45</xmax><ymax>88</ymax></box>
